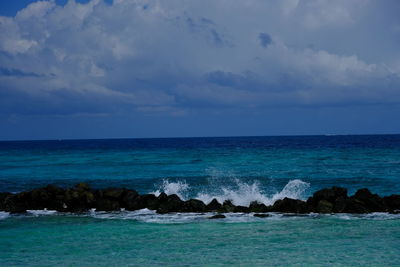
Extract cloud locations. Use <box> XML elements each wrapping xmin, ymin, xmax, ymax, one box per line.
<box><xmin>258</xmin><ymin>33</ymin><xmax>272</xmax><ymax>48</ymax></box>
<box><xmin>0</xmin><ymin>0</ymin><xmax>399</xmax><ymax>117</ymax></box>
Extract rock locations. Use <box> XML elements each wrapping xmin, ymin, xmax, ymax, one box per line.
<box><xmin>253</xmin><ymin>213</ymin><xmax>269</xmax><ymax>218</ymax></box>
<box><xmin>183</xmin><ymin>199</ymin><xmax>206</xmax><ymax>212</ymax></box>
<box><xmin>122</xmin><ymin>189</ymin><xmax>140</xmax><ymax>210</ymax></box>
<box><xmin>352</xmin><ymin>188</ymin><xmax>386</xmax><ymax>212</ymax></box>
<box><xmin>4</xmin><ymin>192</ymin><xmax>31</xmax><ymax>213</ymax></box>
<box><xmin>209</xmin><ymin>214</ymin><xmax>226</xmax><ymax>219</ymax></box>
<box><xmin>95</xmin><ymin>199</ymin><xmax>120</xmax><ymax>211</ymax></box>
<box><xmin>63</xmin><ymin>188</ymin><xmax>95</xmax><ymax>212</ymax></box>
<box><xmin>156</xmin><ymin>194</ymin><xmax>184</xmax><ymax>213</ymax></box>
<box><xmin>307</xmin><ymin>186</ymin><xmax>348</xmax><ymax>212</ymax></box>
<box><xmin>220</xmin><ymin>200</ymin><xmax>236</xmax><ymax>212</ymax></box>
<box><xmin>249</xmin><ymin>201</ymin><xmax>269</xmax><ymax>213</ymax></box>
<box><xmin>75</xmin><ymin>182</ymin><xmax>91</xmax><ymax>191</ymax></box>
<box><xmin>316</xmin><ymin>200</ymin><xmax>333</xmax><ymax>213</ymax></box>
<box><xmin>206</xmin><ymin>199</ymin><xmax>222</xmax><ymax>211</ymax></box>
<box><xmin>342</xmin><ymin>198</ymin><xmax>370</xmax><ymax>214</ymax></box>
<box><xmin>140</xmin><ymin>194</ymin><xmax>159</xmax><ymax>210</ymax></box>
<box><xmin>0</xmin><ymin>192</ymin><xmax>12</xmax><ymax>211</ymax></box>
<box><xmin>383</xmin><ymin>194</ymin><xmax>400</xmax><ymax>211</ymax></box>
<box><xmin>333</xmin><ymin>196</ymin><xmax>348</xmax><ymax>213</ymax></box>
<box><xmin>233</xmin><ymin>206</ymin><xmax>250</xmax><ymax>213</ymax></box>
<box><xmin>2</xmin><ymin>183</ymin><xmax>399</xmax><ymax>215</ymax></box>
<box><xmin>30</xmin><ymin>186</ymin><xmax>65</xmax><ymax>211</ymax></box>
<box><xmin>271</xmin><ymin>198</ymin><xmax>307</xmax><ymax>213</ymax></box>
<box><xmin>157</xmin><ymin>192</ymin><xmax>168</xmax><ymax>202</ymax></box>
<box><xmin>312</xmin><ymin>187</ymin><xmax>348</xmax><ymax>203</ymax></box>
<box><xmin>102</xmin><ymin>188</ymin><xmax>126</xmax><ymax>200</ymax></box>
<box><xmin>46</xmin><ymin>184</ymin><xmax>65</xmax><ymax>194</ymax></box>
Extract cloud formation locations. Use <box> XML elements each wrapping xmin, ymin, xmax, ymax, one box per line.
<box><xmin>0</xmin><ymin>0</ymin><xmax>400</xmax><ymax>117</ymax></box>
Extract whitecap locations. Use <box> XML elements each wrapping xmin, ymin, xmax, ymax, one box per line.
<box><xmin>0</xmin><ymin>211</ymin><xmax>10</xmax><ymax>220</ymax></box>
<box><xmin>27</xmin><ymin>209</ymin><xmax>57</xmax><ymax>216</ymax></box>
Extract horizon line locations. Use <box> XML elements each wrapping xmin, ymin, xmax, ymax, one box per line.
<box><xmin>1</xmin><ymin>132</ymin><xmax>400</xmax><ymax>142</ymax></box>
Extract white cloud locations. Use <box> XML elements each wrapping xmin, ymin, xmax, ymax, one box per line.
<box><xmin>0</xmin><ymin>0</ymin><xmax>399</xmax><ymax>116</ymax></box>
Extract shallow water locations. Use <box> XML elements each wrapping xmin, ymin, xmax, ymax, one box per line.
<box><xmin>1</xmin><ymin>213</ymin><xmax>400</xmax><ymax>266</ymax></box>
<box><xmin>1</xmin><ymin>135</ymin><xmax>400</xmax><ymax>265</ymax></box>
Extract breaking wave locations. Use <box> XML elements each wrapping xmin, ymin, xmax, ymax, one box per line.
<box><xmin>151</xmin><ymin>179</ymin><xmax>310</xmax><ymax>206</ymax></box>
<box><xmin>151</xmin><ymin>180</ymin><xmax>189</xmax><ymax>199</ymax></box>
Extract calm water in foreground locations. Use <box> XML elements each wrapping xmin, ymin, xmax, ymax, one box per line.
<box><xmin>1</xmin><ymin>135</ymin><xmax>400</xmax><ymax>266</ymax></box>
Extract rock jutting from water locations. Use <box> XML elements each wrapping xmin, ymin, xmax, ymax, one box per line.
<box><xmin>1</xmin><ymin>183</ymin><xmax>400</xmax><ymax>214</ymax></box>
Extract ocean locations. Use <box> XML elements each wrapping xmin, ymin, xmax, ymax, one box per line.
<box><xmin>1</xmin><ymin>135</ymin><xmax>400</xmax><ymax>266</ymax></box>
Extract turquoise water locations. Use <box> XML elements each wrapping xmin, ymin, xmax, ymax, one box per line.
<box><xmin>1</xmin><ymin>214</ymin><xmax>400</xmax><ymax>266</ymax></box>
<box><xmin>1</xmin><ymin>135</ymin><xmax>400</xmax><ymax>265</ymax></box>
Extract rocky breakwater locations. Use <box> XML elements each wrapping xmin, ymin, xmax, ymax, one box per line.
<box><xmin>1</xmin><ymin>183</ymin><xmax>400</xmax><ymax>215</ymax></box>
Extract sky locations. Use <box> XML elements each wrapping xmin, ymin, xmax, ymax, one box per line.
<box><xmin>0</xmin><ymin>0</ymin><xmax>400</xmax><ymax>140</ymax></box>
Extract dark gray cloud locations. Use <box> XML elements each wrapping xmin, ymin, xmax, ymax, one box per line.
<box><xmin>259</xmin><ymin>33</ymin><xmax>272</xmax><ymax>48</ymax></box>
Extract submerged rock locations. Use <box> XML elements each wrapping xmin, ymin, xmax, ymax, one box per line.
<box><xmin>209</xmin><ymin>214</ymin><xmax>226</xmax><ymax>219</ymax></box>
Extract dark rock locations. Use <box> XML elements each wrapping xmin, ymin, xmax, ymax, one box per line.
<box><xmin>0</xmin><ymin>192</ymin><xmax>12</xmax><ymax>211</ymax></box>
<box><xmin>342</xmin><ymin>198</ymin><xmax>370</xmax><ymax>214</ymax></box>
<box><xmin>157</xmin><ymin>192</ymin><xmax>168</xmax><ymax>203</ymax></box>
<box><xmin>96</xmin><ymin>199</ymin><xmax>120</xmax><ymax>211</ymax></box>
<box><xmin>30</xmin><ymin>186</ymin><xmax>65</xmax><ymax>211</ymax></box>
<box><xmin>253</xmin><ymin>213</ymin><xmax>270</xmax><ymax>218</ymax></box>
<box><xmin>233</xmin><ymin>206</ymin><xmax>250</xmax><ymax>213</ymax></box>
<box><xmin>4</xmin><ymin>192</ymin><xmax>31</xmax><ymax>213</ymax></box>
<box><xmin>312</xmin><ymin>187</ymin><xmax>348</xmax><ymax>203</ymax></box>
<box><xmin>209</xmin><ymin>214</ymin><xmax>226</xmax><ymax>219</ymax></box>
<box><xmin>353</xmin><ymin>188</ymin><xmax>386</xmax><ymax>212</ymax></box>
<box><xmin>271</xmin><ymin>198</ymin><xmax>307</xmax><ymax>213</ymax></box>
<box><xmin>45</xmin><ymin>184</ymin><xmax>65</xmax><ymax>196</ymax></box>
<box><xmin>333</xmin><ymin>196</ymin><xmax>348</xmax><ymax>213</ymax></box>
<box><xmin>220</xmin><ymin>200</ymin><xmax>236</xmax><ymax>212</ymax></box>
<box><xmin>316</xmin><ymin>200</ymin><xmax>333</xmax><ymax>213</ymax></box>
<box><xmin>102</xmin><ymin>188</ymin><xmax>126</xmax><ymax>200</ymax></box>
<box><xmin>383</xmin><ymin>194</ymin><xmax>400</xmax><ymax>211</ymax></box>
<box><xmin>183</xmin><ymin>199</ymin><xmax>206</xmax><ymax>212</ymax></box>
<box><xmin>140</xmin><ymin>194</ymin><xmax>159</xmax><ymax>210</ymax></box>
<box><xmin>63</xmin><ymin>188</ymin><xmax>95</xmax><ymax>212</ymax></box>
<box><xmin>206</xmin><ymin>198</ymin><xmax>222</xmax><ymax>211</ymax></box>
<box><xmin>75</xmin><ymin>182</ymin><xmax>91</xmax><ymax>191</ymax></box>
<box><xmin>122</xmin><ymin>189</ymin><xmax>139</xmax><ymax>209</ymax></box>
<box><xmin>249</xmin><ymin>201</ymin><xmax>269</xmax><ymax>213</ymax></box>
<box><xmin>156</xmin><ymin>194</ymin><xmax>184</xmax><ymax>213</ymax></box>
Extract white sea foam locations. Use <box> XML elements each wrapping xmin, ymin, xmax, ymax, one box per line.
<box><xmin>153</xmin><ymin>178</ymin><xmax>310</xmax><ymax>206</ymax></box>
<box><xmin>0</xmin><ymin>211</ymin><xmax>10</xmax><ymax>220</ymax></box>
<box><xmin>27</xmin><ymin>209</ymin><xmax>57</xmax><ymax>216</ymax></box>
<box><xmin>151</xmin><ymin>180</ymin><xmax>189</xmax><ymax>199</ymax></box>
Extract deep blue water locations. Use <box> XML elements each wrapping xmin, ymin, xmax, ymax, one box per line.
<box><xmin>1</xmin><ymin>135</ymin><xmax>400</xmax><ymax>266</ymax></box>
<box><xmin>1</xmin><ymin>135</ymin><xmax>400</xmax><ymax>197</ymax></box>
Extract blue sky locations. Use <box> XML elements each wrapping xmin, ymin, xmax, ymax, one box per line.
<box><xmin>1</xmin><ymin>0</ymin><xmax>400</xmax><ymax>140</ymax></box>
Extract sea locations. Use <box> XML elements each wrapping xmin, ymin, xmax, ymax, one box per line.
<box><xmin>1</xmin><ymin>135</ymin><xmax>400</xmax><ymax>266</ymax></box>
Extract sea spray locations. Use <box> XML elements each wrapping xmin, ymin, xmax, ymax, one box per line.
<box><xmin>151</xmin><ymin>180</ymin><xmax>189</xmax><ymax>199</ymax></box>
<box><xmin>151</xmin><ymin>179</ymin><xmax>310</xmax><ymax>206</ymax></box>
